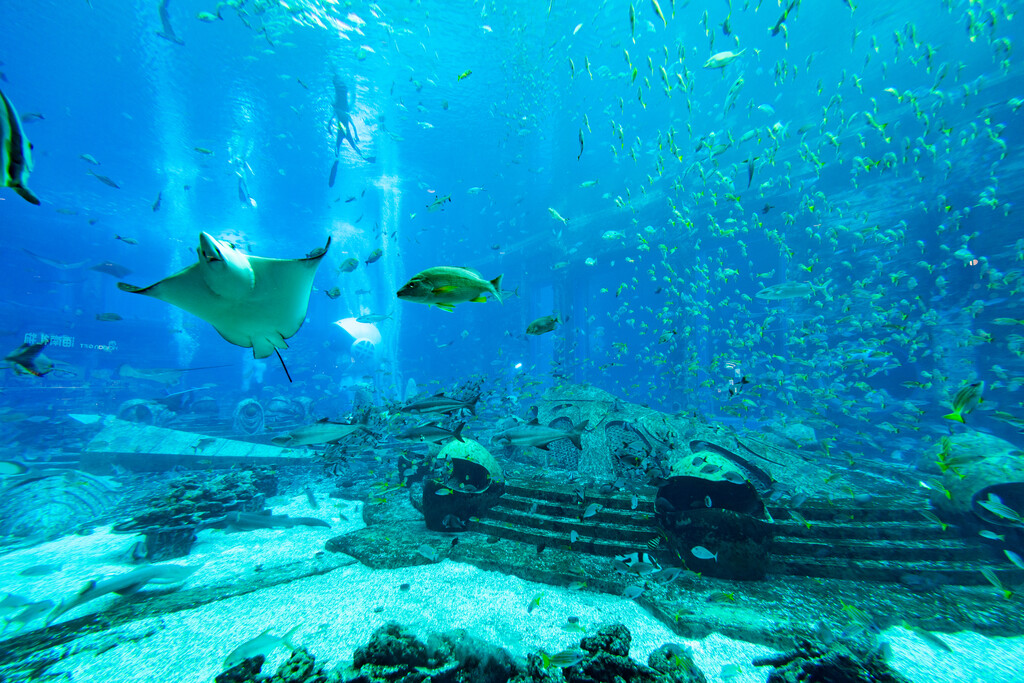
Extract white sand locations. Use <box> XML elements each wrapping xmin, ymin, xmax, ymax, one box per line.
<box><xmin>885</xmin><ymin>626</ymin><xmax>1024</xmax><ymax>683</ymax></box>
<box><xmin>0</xmin><ymin>491</ymin><xmax>358</xmax><ymax>628</ymax></box>
<box><xmin>4</xmin><ymin>491</ymin><xmax>1024</xmax><ymax>683</ymax></box>
<box><xmin>45</xmin><ymin>561</ymin><xmax>776</xmax><ymax>683</ymax></box>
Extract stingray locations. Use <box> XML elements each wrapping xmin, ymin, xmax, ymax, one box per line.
<box><xmin>117</xmin><ymin>232</ymin><xmax>330</xmax><ymax>380</ymax></box>
<box><xmin>118</xmin><ymin>363</ymin><xmax>231</xmax><ymax>386</ymax></box>
<box><xmin>22</xmin><ymin>249</ymin><xmax>90</xmax><ymax>271</ymax></box>
<box><xmin>91</xmin><ymin>261</ymin><xmax>132</xmax><ymax>278</ymax></box>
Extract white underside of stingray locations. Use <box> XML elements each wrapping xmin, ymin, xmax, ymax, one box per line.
<box><xmin>118</xmin><ymin>232</ymin><xmax>330</xmax><ymax>358</ymax></box>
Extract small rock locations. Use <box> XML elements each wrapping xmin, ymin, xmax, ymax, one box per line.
<box><xmin>270</xmin><ymin>647</ymin><xmax>320</xmax><ymax>682</ymax></box>
<box><xmin>214</xmin><ymin>655</ymin><xmax>264</xmax><ymax>683</ymax></box>
<box><xmin>580</xmin><ymin>623</ymin><xmax>632</xmax><ymax>657</ymax></box>
<box><xmin>648</xmin><ymin>643</ymin><xmax>707</xmax><ymax>683</ymax></box>
<box><xmin>352</xmin><ymin>622</ymin><xmax>430</xmax><ymax>669</ymax></box>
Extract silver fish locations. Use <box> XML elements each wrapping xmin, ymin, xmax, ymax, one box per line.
<box><xmin>691</xmin><ymin>546</ymin><xmax>719</xmax><ymax>562</ymax></box>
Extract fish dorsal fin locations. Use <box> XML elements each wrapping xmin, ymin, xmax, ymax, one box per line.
<box><xmin>281</xmin><ymin>625</ymin><xmax>301</xmax><ymax>649</ymax></box>
<box><xmin>528</xmin><ymin>418</ymin><xmax>540</xmax><ymax>425</ymax></box>
<box><xmin>433</xmin><ymin>392</ymin><xmax>445</xmax><ymax>397</ymax></box>
<box><xmin>78</xmin><ymin>580</ymin><xmax>97</xmax><ymax>596</ymax></box>
<box><xmin>317</xmin><ymin>417</ymin><xmax>329</xmax><ymax>423</ymax></box>
<box><xmin>114</xmin><ymin>582</ymin><xmax>146</xmax><ymax>596</ymax></box>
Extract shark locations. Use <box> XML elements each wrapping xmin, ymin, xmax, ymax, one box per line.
<box><xmin>118</xmin><ymin>233</ymin><xmax>329</xmax><ymax>379</ymax></box>
<box><xmin>396</xmin><ymin>421</ymin><xmax>465</xmax><ymax>445</ymax></box>
<box><xmin>271</xmin><ymin>417</ymin><xmax>373</xmax><ymax>447</ymax></box>
<box><xmin>400</xmin><ymin>393</ymin><xmax>480</xmax><ymax>416</ymax></box>
<box><xmin>199</xmin><ymin>511</ymin><xmax>331</xmax><ymax>532</ymax></box>
<box><xmin>2</xmin><ymin>600</ymin><xmax>54</xmax><ymax>635</ymax></box>
<box><xmin>118</xmin><ymin>363</ymin><xmax>229</xmax><ymax>386</ymax></box>
<box><xmin>0</xmin><ymin>86</ymin><xmax>40</xmax><ymax>204</ymax></box>
<box><xmin>493</xmin><ymin>419</ymin><xmax>590</xmax><ymax>451</ymax></box>
<box><xmin>46</xmin><ymin>563</ymin><xmax>202</xmax><ymax>625</ymax></box>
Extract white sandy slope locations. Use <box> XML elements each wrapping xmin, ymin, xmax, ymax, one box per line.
<box><xmin>0</xmin><ymin>490</ymin><xmax>1021</xmax><ymax>683</ymax></box>
<box><xmin>32</xmin><ymin>563</ymin><xmax>777</xmax><ymax>683</ymax></box>
<box><xmin>882</xmin><ymin>626</ymin><xmax>1024</xmax><ymax>683</ymax></box>
<box><xmin>0</xmin><ymin>489</ymin><xmax>360</xmax><ymax>630</ymax></box>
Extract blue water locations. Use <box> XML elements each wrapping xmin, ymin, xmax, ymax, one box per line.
<box><xmin>2</xmin><ymin>2</ymin><xmax>1021</xmax><ymax>443</ymax></box>
<box><xmin>1</xmin><ymin>0</ymin><xmax>1023</xmax><ymax>678</ymax></box>
<box><xmin>3</xmin><ymin>2</ymin><xmax>1021</xmax><ymax>446</ymax></box>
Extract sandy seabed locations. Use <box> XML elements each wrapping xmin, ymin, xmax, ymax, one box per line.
<box><xmin>1</xmin><ymin>491</ymin><xmax>1022</xmax><ymax>683</ymax></box>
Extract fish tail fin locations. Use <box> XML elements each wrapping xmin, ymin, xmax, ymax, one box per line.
<box><xmin>942</xmin><ymin>411</ymin><xmax>965</xmax><ymax>423</ymax></box>
<box><xmin>465</xmin><ymin>394</ymin><xmax>480</xmax><ymax>416</ymax></box>
<box><xmin>44</xmin><ymin>600</ymin><xmax>68</xmax><ymax>626</ymax></box>
<box><xmin>15</xmin><ymin>185</ymin><xmax>40</xmax><ymax>205</ymax></box>
<box><xmin>282</xmin><ymin>625</ymin><xmax>301</xmax><ymax>650</ymax></box>
<box><xmin>453</xmin><ymin>422</ymin><xmax>466</xmax><ymax>442</ymax></box>
<box><xmin>569</xmin><ymin>420</ymin><xmax>590</xmax><ymax>450</ymax></box>
<box><xmin>490</xmin><ymin>275</ymin><xmax>504</xmax><ymax>303</ymax></box>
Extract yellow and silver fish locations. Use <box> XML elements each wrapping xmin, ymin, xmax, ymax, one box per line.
<box><xmin>396</xmin><ymin>266</ymin><xmax>503</xmax><ymax>312</ymax></box>
<box><xmin>942</xmin><ymin>381</ymin><xmax>984</xmax><ymax>423</ymax></box>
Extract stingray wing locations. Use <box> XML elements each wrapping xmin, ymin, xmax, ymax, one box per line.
<box><xmin>118</xmin><ymin>264</ymin><xmax>255</xmax><ymax>349</ymax></box>
<box><xmin>118</xmin><ymin>263</ymin><xmax>217</xmax><ymax>314</ymax></box>
<box><xmin>236</xmin><ymin>238</ymin><xmax>331</xmax><ymax>357</ymax></box>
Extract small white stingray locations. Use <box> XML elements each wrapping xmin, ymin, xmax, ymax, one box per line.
<box><xmin>118</xmin><ymin>233</ymin><xmax>330</xmax><ymax>360</ymax></box>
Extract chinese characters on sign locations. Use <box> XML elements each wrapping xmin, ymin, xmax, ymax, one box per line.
<box><xmin>23</xmin><ymin>332</ymin><xmax>74</xmax><ymax>347</ymax></box>
<box><xmin>23</xmin><ymin>333</ymin><xmax>117</xmax><ymax>352</ymax></box>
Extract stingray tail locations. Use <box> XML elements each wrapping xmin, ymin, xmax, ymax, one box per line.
<box><xmin>275</xmin><ymin>349</ymin><xmax>293</xmax><ymax>383</ymax></box>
